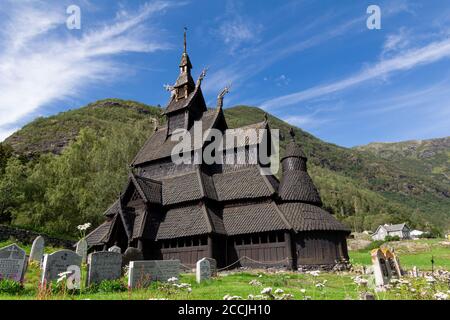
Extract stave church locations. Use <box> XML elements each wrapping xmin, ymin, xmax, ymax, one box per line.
<box><xmin>86</xmin><ymin>32</ymin><xmax>350</xmax><ymax>270</ymax></box>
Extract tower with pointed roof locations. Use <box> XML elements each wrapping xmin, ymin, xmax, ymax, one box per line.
<box><xmin>86</xmin><ymin>31</ymin><xmax>350</xmax><ymax>271</ymax></box>
<box><xmin>165</xmin><ymin>29</ymin><xmax>207</xmax><ymax>135</ymax></box>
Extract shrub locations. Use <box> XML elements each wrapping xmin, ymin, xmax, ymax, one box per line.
<box><xmin>385</xmin><ymin>235</ymin><xmax>400</xmax><ymax>242</ymax></box>
<box><xmin>98</xmin><ymin>279</ymin><xmax>127</xmax><ymax>293</ymax></box>
<box><xmin>364</xmin><ymin>240</ymin><xmax>386</xmax><ymax>251</ymax></box>
<box><xmin>86</xmin><ymin>279</ymin><xmax>127</xmax><ymax>294</ymax></box>
<box><xmin>0</xmin><ymin>279</ymin><xmax>23</xmax><ymax>295</ymax></box>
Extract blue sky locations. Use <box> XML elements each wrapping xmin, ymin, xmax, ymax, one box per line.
<box><xmin>1</xmin><ymin>0</ymin><xmax>450</xmax><ymax>147</ymax></box>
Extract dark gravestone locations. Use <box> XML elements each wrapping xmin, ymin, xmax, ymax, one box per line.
<box><xmin>41</xmin><ymin>250</ymin><xmax>82</xmax><ymax>283</ymax></box>
<box><xmin>122</xmin><ymin>247</ymin><xmax>143</xmax><ymax>269</ymax></box>
<box><xmin>0</xmin><ymin>243</ymin><xmax>27</xmax><ymax>282</ymax></box>
<box><xmin>128</xmin><ymin>260</ymin><xmax>180</xmax><ymax>289</ymax></box>
<box><xmin>86</xmin><ymin>251</ymin><xmax>122</xmax><ymax>286</ymax></box>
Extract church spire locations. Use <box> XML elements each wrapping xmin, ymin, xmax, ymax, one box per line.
<box><xmin>184</xmin><ymin>27</ymin><xmax>187</xmax><ymax>53</ymax></box>
<box><xmin>173</xmin><ymin>28</ymin><xmax>195</xmax><ymax>100</ymax></box>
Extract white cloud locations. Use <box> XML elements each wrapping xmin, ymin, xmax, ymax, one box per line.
<box><xmin>261</xmin><ymin>37</ymin><xmax>450</xmax><ymax>111</ymax></box>
<box><xmin>382</xmin><ymin>28</ymin><xmax>411</xmax><ymax>57</ymax></box>
<box><xmin>213</xmin><ymin>0</ymin><xmax>262</xmax><ymax>55</ymax></box>
<box><xmin>0</xmin><ymin>1</ymin><xmax>174</xmax><ymax>142</ymax></box>
<box><xmin>0</xmin><ymin>128</ymin><xmax>18</xmax><ymax>143</ymax></box>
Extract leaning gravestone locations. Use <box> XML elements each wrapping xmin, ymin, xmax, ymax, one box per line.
<box><xmin>76</xmin><ymin>239</ymin><xmax>88</xmax><ymax>264</ymax></box>
<box><xmin>41</xmin><ymin>250</ymin><xmax>82</xmax><ymax>283</ymax></box>
<box><xmin>0</xmin><ymin>243</ymin><xmax>27</xmax><ymax>282</ymax></box>
<box><xmin>86</xmin><ymin>251</ymin><xmax>122</xmax><ymax>286</ymax></box>
<box><xmin>371</xmin><ymin>249</ymin><xmax>392</xmax><ymax>290</ymax></box>
<box><xmin>128</xmin><ymin>260</ymin><xmax>180</xmax><ymax>289</ymax></box>
<box><xmin>122</xmin><ymin>247</ymin><xmax>143</xmax><ymax>269</ymax></box>
<box><xmin>29</xmin><ymin>236</ymin><xmax>45</xmax><ymax>263</ymax></box>
<box><xmin>196</xmin><ymin>258</ymin><xmax>211</xmax><ymax>283</ymax></box>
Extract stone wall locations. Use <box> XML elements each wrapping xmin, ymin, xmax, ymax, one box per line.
<box><xmin>0</xmin><ymin>225</ymin><xmax>74</xmax><ymax>249</ymax></box>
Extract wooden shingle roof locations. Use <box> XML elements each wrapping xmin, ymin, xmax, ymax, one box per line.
<box><xmin>223</xmin><ymin>202</ymin><xmax>290</xmax><ymax>236</ymax></box>
<box><xmin>161</xmin><ymin>172</ymin><xmax>204</xmax><ymax>205</ymax></box>
<box><xmin>131</xmin><ymin>109</ymin><xmax>219</xmax><ymax>166</ymax></box>
<box><xmin>156</xmin><ymin>204</ymin><xmax>210</xmax><ymax>240</ymax></box>
<box><xmin>131</xmin><ymin>175</ymin><xmax>162</xmax><ymax>204</ymax></box>
<box><xmin>213</xmin><ymin>166</ymin><xmax>275</xmax><ymax>201</ymax></box>
<box><xmin>279</xmin><ymin>203</ymin><xmax>350</xmax><ymax>233</ymax></box>
<box><xmin>85</xmin><ymin>216</ymin><xmax>116</xmax><ymax>247</ymax></box>
<box><xmin>278</xmin><ymin>170</ymin><xmax>322</xmax><ymax>205</ymax></box>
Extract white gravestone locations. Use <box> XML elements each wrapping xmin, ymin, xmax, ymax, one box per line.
<box><xmin>76</xmin><ymin>239</ymin><xmax>88</xmax><ymax>264</ymax></box>
<box><xmin>0</xmin><ymin>243</ymin><xmax>27</xmax><ymax>282</ymax></box>
<box><xmin>41</xmin><ymin>250</ymin><xmax>82</xmax><ymax>284</ymax></box>
<box><xmin>29</xmin><ymin>236</ymin><xmax>45</xmax><ymax>263</ymax></box>
<box><xmin>371</xmin><ymin>249</ymin><xmax>392</xmax><ymax>290</ymax></box>
<box><xmin>87</xmin><ymin>251</ymin><xmax>122</xmax><ymax>286</ymax></box>
<box><xmin>108</xmin><ymin>245</ymin><xmax>122</xmax><ymax>254</ymax></box>
<box><xmin>128</xmin><ymin>260</ymin><xmax>180</xmax><ymax>289</ymax></box>
<box><xmin>196</xmin><ymin>258</ymin><xmax>211</xmax><ymax>283</ymax></box>
<box><xmin>66</xmin><ymin>265</ymin><xmax>81</xmax><ymax>290</ymax></box>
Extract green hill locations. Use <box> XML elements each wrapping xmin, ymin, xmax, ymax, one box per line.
<box><xmin>1</xmin><ymin>99</ymin><xmax>449</xmax><ymax>236</ymax></box>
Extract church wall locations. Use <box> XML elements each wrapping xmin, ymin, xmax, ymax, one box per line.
<box><xmin>138</xmin><ymin>158</ymin><xmax>197</xmax><ymax>180</ymax></box>
<box><xmin>295</xmin><ymin>231</ymin><xmax>349</xmax><ymax>266</ymax></box>
<box><xmin>226</xmin><ymin>232</ymin><xmax>290</xmax><ymax>268</ymax></box>
<box><xmin>157</xmin><ymin>235</ymin><xmax>209</xmax><ymax>266</ymax></box>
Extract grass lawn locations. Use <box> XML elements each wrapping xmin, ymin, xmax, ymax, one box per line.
<box><xmin>0</xmin><ymin>239</ymin><xmax>449</xmax><ymax>300</ymax></box>
<box><xmin>349</xmin><ymin>239</ymin><xmax>450</xmax><ymax>270</ymax></box>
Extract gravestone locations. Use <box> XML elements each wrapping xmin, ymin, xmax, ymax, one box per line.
<box><xmin>0</xmin><ymin>243</ymin><xmax>27</xmax><ymax>282</ymax></box>
<box><xmin>108</xmin><ymin>245</ymin><xmax>122</xmax><ymax>254</ymax></box>
<box><xmin>66</xmin><ymin>265</ymin><xmax>81</xmax><ymax>290</ymax></box>
<box><xmin>41</xmin><ymin>250</ymin><xmax>82</xmax><ymax>283</ymax></box>
<box><xmin>29</xmin><ymin>236</ymin><xmax>45</xmax><ymax>263</ymax></box>
<box><xmin>122</xmin><ymin>247</ymin><xmax>143</xmax><ymax>268</ymax></box>
<box><xmin>412</xmin><ymin>266</ymin><xmax>418</xmax><ymax>278</ymax></box>
<box><xmin>204</xmin><ymin>258</ymin><xmax>217</xmax><ymax>277</ymax></box>
<box><xmin>196</xmin><ymin>258</ymin><xmax>211</xmax><ymax>283</ymax></box>
<box><xmin>128</xmin><ymin>260</ymin><xmax>180</xmax><ymax>289</ymax></box>
<box><xmin>371</xmin><ymin>249</ymin><xmax>392</xmax><ymax>290</ymax></box>
<box><xmin>76</xmin><ymin>239</ymin><xmax>88</xmax><ymax>264</ymax></box>
<box><xmin>87</xmin><ymin>251</ymin><xmax>122</xmax><ymax>286</ymax></box>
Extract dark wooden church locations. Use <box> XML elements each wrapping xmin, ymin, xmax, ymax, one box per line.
<box><xmin>86</xmin><ymin>33</ymin><xmax>350</xmax><ymax>270</ymax></box>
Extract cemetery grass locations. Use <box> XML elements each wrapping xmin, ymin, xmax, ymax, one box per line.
<box><xmin>349</xmin><ymin>239</ymin><xmax>450</xmax><ymax>270</ymax></box>
<box><xmin>1</xmin><ymin>238</ymin><xmax>449</xmax><ymax>300</ymax></box>
<box><xmin>2</xmin><ymin>264</ymin><xmax>450</xmax><ymax>300</ymax></box>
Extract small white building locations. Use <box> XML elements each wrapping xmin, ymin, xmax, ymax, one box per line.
<box><xmin>372</xmin><ymin>223</ymin><xmax>411</xmax><ymax>241</ymax></box>
<box><xmin>410</xmin><ymin>230</ymin><xmax>424</xmax><ymax>239</ymax></box>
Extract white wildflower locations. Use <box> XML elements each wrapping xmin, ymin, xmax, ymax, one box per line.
<box><xmin>77</xmin><ymin>223</ymin><xmax>91</xmax><ymax>231</ymax></box>
<box><xmin>278</xmin><ymin>293</ymin><xmax>294</xmax><ymax>300</ymax></box>
<box><xmin>274</xmin><ymin>288</ymin><xmax>284</xmax><ymax>294</ymax></box>
<box><xmin>300</xmin><ymin>289</ymin><xmax>306</xmax><ymax>293</ymax></box>
<box><xmin>261</xmin><ymin>287</ymin><xmax>272</xmax><ymax>295</ymax></box>
<box><xmin>315</xmin><ymin>282</ymin><xmax>325</xmax><ymax>288</ymax></box>
<box><xmin>167</xmin><ymin>277</ymin><xmax>178</xmax><ymax>283</ymax></box>
<box><xmin>223</xmin><ymin>294</ymin><xmax>231</xmax><ymax>300</ymax></box>
<box><xmin>434</xmin><ymin>292</ymin><xmax>448</xmax><ymax>300</ymax></box>
<box><xmin>353</xmin><ymin>276</ymin><xmax>369</xmax><ymax>287</ymax></box>
<box><xmin>309</xmin><ymin>270</ymin><xmax>321</xmax><ymax>277</ymax></box>
<box><xmin>249</xmin><ymin>279</ymin><xmax>262</xmax><ymax>286</ymax></box>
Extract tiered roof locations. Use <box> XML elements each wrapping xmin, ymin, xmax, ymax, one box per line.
<box><xmin>86</xmin><ymin>37</ymin><xmax>350</xmax><ymax>248</ymax></box>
